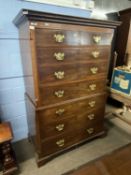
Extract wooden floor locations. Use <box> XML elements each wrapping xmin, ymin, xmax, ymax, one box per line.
<box><xmin>64</xmin><ymin>143</ymin><xmax>131</xmax><ymax>175</ymax></box>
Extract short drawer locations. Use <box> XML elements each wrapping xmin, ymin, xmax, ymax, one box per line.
<box><xmin>39</xmin><ymin>79</ymin><xmax>107</xmax><ymax>106</ymax></box>
<box><xmin>35</xmin><ymin>28</ymin><xmax>113</xmax><ymax>47</ymax></box>
<box><xmin>38</xmin><ymin>61</ymin><xmax>108</xmax><ymax>84</ymax></box>
<box><xmin>36</xmin><ymin>46</ymin><xmax>110</xmax><ymax>64</ymax></box>
<box><xmin>39</xmin><ymin>122</ymin><xmax>104</xmax><ymax>157</ymax></box>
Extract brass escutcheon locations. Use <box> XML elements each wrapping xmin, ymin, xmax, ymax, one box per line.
<box><xmin>93</xmin><ymin>35</ymin><xmax>101</xmax><ymax>44</ymax></box>
<box><xmin>56</xmin><ymin>139</ymin><xmax>65</xmax><ymax>147</ymax></box>
<box><xmin>88</xmin><ymin>114</ymin><xmax>95</xmax><ymax>120</ymax></box>
<box><xmin>91</xmin><ymin>51</ymin><xmax>100</xmax><ymax>58</ymax></box>
<box><xmin>54</xmin><ymin>34</ymin><xmax>65</xmax><ymax>43</ymax></box>
<box><xmin>54</xmin><ymin>52</ymin><xmax>65</xmax><ymax>61</ymax></box>
<box><xmin>54</xmin><ymin>71</ymin><xmax>65</xmax><ymax>79</ymax></box>
<box><xmin>55</xmin><ymin>109</ymin><xmax>65</xmax><ymax>116</ymax></box>
<box><xmin>89</xmin><ymin>84</ymin><xmax>96</xmax><ymax>91</ymax></box>
<box><xmin>87</xmin><ymin>128</ymin><xmax>94</xmax><ymax>134</ymax></box>
<box><xmin>88</xmin><ymin>101</ymin><xmax>96</xmax><ymax>108</ymax></box>
<box><xmin>90</xmin><ymin>67</ymin><xmax>98</xmax><ymax>74</ymax></box>
<box><xmin>55</xmin><ymin>90</ymin><xmax>64</xmax><ymax>98</ymax></box>
<box><xmin>56</xmin><ymin>124</ymin><xmax>65</xmax><ymax>131</ymax></box>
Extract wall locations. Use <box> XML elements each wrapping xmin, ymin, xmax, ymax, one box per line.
<box><xmin>89</xmin><ymin>0</ymin><xmax>131</xmax><ymax>20</ymax></box>
<box><xmin>95</xmin><ymin>0</ymin><xmax>131</xmax><ymax>14</ymax></box>
<box><xmin>0</xmin><ymin>0</ymin><xmax>91</xmax><ymax>142</ymax></box>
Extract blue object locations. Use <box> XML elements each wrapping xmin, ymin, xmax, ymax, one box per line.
<box><xmin>111</xmin><ymin>68</ymin><xmax>131</xmax><ymax>96</ymax></box>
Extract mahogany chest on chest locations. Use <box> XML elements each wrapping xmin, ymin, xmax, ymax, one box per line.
<box><xmin>14</xmin><ymin>9</ymin><xmax>120</xmax><ymax>166</ymax></box>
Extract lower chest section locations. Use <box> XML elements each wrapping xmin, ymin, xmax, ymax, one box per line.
<box><xmin>36</xmin><ymin>93</ymin><xmax>106</xmax><ymax>157</ymax></box>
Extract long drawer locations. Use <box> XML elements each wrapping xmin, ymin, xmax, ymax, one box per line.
<box><xmin>37</xmin><ymin>94</ymin><xmax>106</xmax><ymax>137</ymax></box>
<box><xmin>39</xmin><ymin>122</ymin><xmax>104</xmax><ymax>157</ymax></box>
<box><xmin>39</xmin><ymin>79</ymin><xmax>107</xmax><ymax>106</ymax></box>
<box><xmin>38</xmin><ymin>107</ymin><xmax>105</xmax><ymax>139</ymax></box>
<box><xmin>36</xmin><ymin>46</ymin><xmax>110</xmax><ymax>64</ymax></box>
<box><xmin>38</xmin><ymin>61</ymin><xmax>108</xmax><ymax>84</ymax></box>
<box><xmin>37</xmin><ymin>93</ymin><xmax>106</xmax><ymax>123</ymax></box>
<box><xmin>35</xmin><ymin>28</ymin><xmax>113</xmax><ymax>47</ymax></box>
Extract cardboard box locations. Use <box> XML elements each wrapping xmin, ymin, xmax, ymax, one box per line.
<box><xmin>111</xmin><ymin>67</ymin><xmax>131</xmax><ymax>96</ymax></box>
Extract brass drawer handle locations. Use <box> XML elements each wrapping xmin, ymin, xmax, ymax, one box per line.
<box><xmin>90</xmin><ymin>67</ymin><xmax>98</xmax><ymax>74</ymax></box>
<box><xmin>56</xmin><ymin>124</ymin><xmax>65</xmax><ymax>131</ymax></box>
<box><xmin>56</xmin><ymin>109</ymin><xmax>65</xmax><ymax>116</ymax></box>
<box><xmin>92</xmin><ymin>51</ymin><xmax>100</xmax><ymax>58</ymax></box>
<box><xmin>88</xmin><ymin>101</ymin><xmax>96</xmax><ymax>108</ymax></box>
<box><xmin>56</xmin><ymin>139</ymin><xmax>65</xmax><ymax>147</ymax></box>
<box><xmin>55</xmin><ymin>90</ymin><xmax>64</xmax><ymax>98</ymax></box>
<box><xmin>88</xmin><ymin>114</ymin><xmax>95</xmax><ymax>120</ymax></box>
<box><xmin>87</xmin><ymin>128</ymin><xmax>94</xmax><ymax>134</ymax></box>
<box><xmin>93</xmin><ymin>35</ymin><xmax>101</xmax><ymax>44</ymax></box>
<box><xmin>89</xmin><ymin>84</ymin><xmax>96</xmax><ymax>91</ymax></box>
<box><xmin>54</xmin><ymin>53</ymin><xmax>65</xmax><ymax>61</ymax></box>
<box><xmin>54</xmin><ymin>71</ymin><xmax>65</xmax><ymax>79</ymax></box>
<box><xmin>54</xmin><ymin>34</ymin><xmax>65</xmax><ymax>43</ymax></box>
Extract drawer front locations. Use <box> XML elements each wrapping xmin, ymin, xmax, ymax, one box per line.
<box><xmin>39</xmin><ymin>79</ymin><xmax>107</xmax><ymax>106</ymax></box>
<box><xmin>39</xmin><ymin>107</ymin><xmax>105</xmax><ymax>139</ymax></box>
<box><xmin>36</xmin><ymin>46</ymin><xmax>110</xmax><ymax>64</ymax></box>
<box><xmin>40</xmin><ymin>122</ymin><xmax>104</xmax><ymax>157</ymax></box>
<box><xmin>38</xmin><ymin>62</ymin><xmax>108</xmax><ymax>84</ymax></box>
<box><xmin>35</xmin><ymin>28</ymin><xmax>113</xmax><ymax>46</ymax></box>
